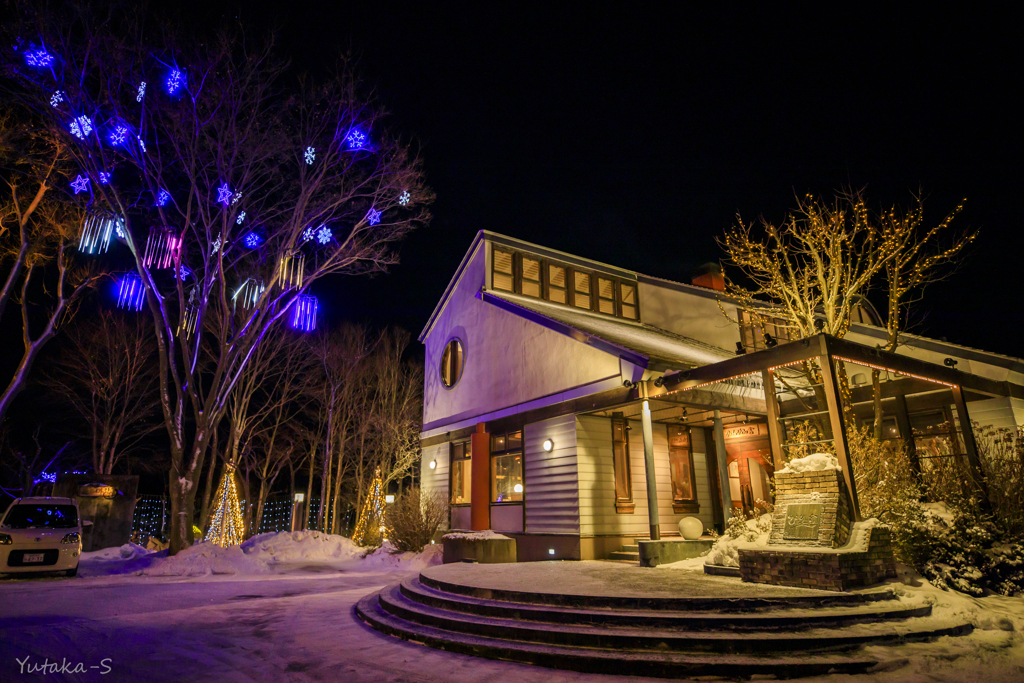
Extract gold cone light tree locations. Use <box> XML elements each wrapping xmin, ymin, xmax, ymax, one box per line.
<box><xmin>352</xmin><ymin>468</ymin><xmax>386</xmax><ymax>546</ymax></box>
<box><xmin>207</xmin><ymin>463</ymin><xmax>245</xmax><ymax>547</ymax></box>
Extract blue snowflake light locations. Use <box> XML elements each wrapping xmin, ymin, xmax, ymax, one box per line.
<box><xmin>137</xmin><ymin>136</ymin><xmax>147</xmax><ymax>153</ymax></box>
<box><xmin>70</xmin><ymin>175</ymin><xmax>90</xmax><ymax>194</ymax></box>
<box><xmin>346</xmin><ymin>128</ymin><xmax>367</xmax><ymax>149</ymax></box>
<box><xmin>166</xmin><ymin>69</ymin><xmax>185</xmax><ymax>95</ymax></box>
<box><xmin>216</xmin><ymin>183</ymin><xmax>232</xmax><ymax>205</ymax></box>
<box><xmin>243</xmin><ymin>231</ymin><xmax>264</xmax><ymax>249</ymax></box>
<box><xmin>156</xmin><ymin>189</ymin><xmax>171</xmax><ymax>207</ymax></box>
<box><xmin>116</xmin><ymin>273</ymin><xmax>145</xmax><ymax>311</ymax></box>
<box><xmin>305</xmin><ymin>147</ymin><xmax>316</xmax><ymax>164</ymax></box>
<box><xmin>137</xmin><ymin>82</ymin><xmax>147</xmax><ymax>102</ymax></box>
<box><xmin>232</xmin><ymin>191</ymin><xmax>242</xmax><ymax>205</ymax></box>
<box><xmin>366</xmin><ymin>208</ymin><xmax>381</xmax><ymax>226</ymax></box>
<box><xmin>25</xmin><ymin>49</ymin><xmax>54</xmax><ymax>68</ymax></box>
<box><xmin>69</xmin><ymin>116</ymin><xmax>93</xmax><ymax>140</ymax></box>
<box><xmin>301</xmin><ymin>227</ymin><xmax>315</xmax><ymax>243</ymax></box>
<box><xmin>99</xmin><ymin>172</ymin><xmax>111</xmax><ymax>185</ymax></box>
<box><xmin>109</xmin><ymin>125</ymin><xmax>129</xmax><ymax>146</ymax></box>
<box><xmin>236</xmin><ymin>211</ymin><xmax>246</xmax><ymax>225</ymax></box>
<box><xmin>212</xmin><ymin>234</ymin><xmax>222</xmax><ymax>254</ymax></box>
<box><xmin>398</xmin><ymin>190</ymin><xmax>411</xmax><ymax>206</ymax></box>
<box><xmin>50</xmin><ymin>91</ymin><xmax>64</xmax><ymax>108</ymax></box>
<box><xmin>290</xmin><ymin>295</ymin><xmax>318</xmax><ymax>332</ymax></box>
<box><xmin>316</xmin><ymin>225</ymin><xmax>332</xmax><ymax>244</ymax></box>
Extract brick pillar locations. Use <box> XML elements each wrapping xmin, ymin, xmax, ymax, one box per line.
<box><xmin>470</xmin><ymin>423</ymin><xmax>490</xmax><ymax>530</ymax></box>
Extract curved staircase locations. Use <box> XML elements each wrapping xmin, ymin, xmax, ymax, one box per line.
<box><xmin>357</xmin><ymin>570</ymin><xmax>973</xmax><ymax>679</ymax></box>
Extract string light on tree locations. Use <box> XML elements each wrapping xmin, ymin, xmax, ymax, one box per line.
<box><xmin>278</xmin><ymin>253</ymin><xmax>305</xmax><ymax>289</ymax></box>
<box><xmin>142</xmin><ymin>228</ymin><xmax>181</xmax><ymax>269</ymax></box>
<box><xmin>316</xmin><ymin>225</ymin><xmax>332</xmax><ymax>244</ymax></box>
<box><xmin>137</xmin><ymin>136</ymin><xmax>146</xmax><ymax>153</ymax></box>
<box><xmin>69</xmin><ymin>116</ymin><xmax>93</xmax><ymax>139</ymax></box>
<box><xmin>98</xmin><ymin>172</ymin><xmax>111</xmax><ymax>184</ymax></box>
<box><xmin>304</xmin><ymin>146</ymin><xmax>315</xmax><ymax>164</ymax></box>
<box><xmin>398</xmin><ymin>190</ymin><xmax>411</xmax><ymax>206</ymax></box>
<box><xmin>70</xmin><ymin>174</ymin><xmax>90</xmax><ymax>194</ymax></box>
<box><xmin>236</xmin><ymin>211</ymin><xmax>246</xmax><ymax>225</ymax></box>
<box><xmin>232</xmin><ymin>279</ymin><xmax>265</xmax><ymax>311</ymax></box>
<box><xmin>301</xmin><ymin>227</ymin><xmax>315</xmax><ymax>243</ymax></box>
<box><xmin>242</xmin><ymin>231</ymin><xmax>264</xmax><ymax>249</ymax></box>
<box><xmin>346</xmin><ymin>128</ymin><xmax>367</xmax><ymax>149</ymax></box>
<box><xmin>216</xmin><ymin>183</ymin><xmax>233</xmax><ymax>205</ymax></box>
<box><xmin>50</xmin><ymin>90</ymin><xmax>64</xmax><ymax>107</ymax></box>
<box><xmin>109</xmin><ymin>125</ymin><xmax>129</xmax><ymax>146</ymax></box>
<box><xmin>78</xmin><ymin>212</ymin><xmax>123</xmax><ymax>254</ymax></box>
<box><xmin>290</xmin><ymin>294</ymin><xmax>318</xmax><ymax>332</ymax></box>
<box><xmin>206</xmin><ymin>464</ymin><xmax>245</xmax><ymax>547</ymax></box>
<box><xmin>351</xmin><ymin>468</ymin><xmax>386</xmax><ymax>546</ymax></box>
<box><xmin>25</xmin><ymin>49</ymin><xmax>54</xmax><ymax>68</ymax></box>
<box><xmin>232</xmin><ymin>191</ymin><xmax>242</xmax><ymax>205</ymax></box>
<box><xmin>166</xmin><ymin>69</ymin><xmax>185</xmax><ymax>95</ymax></box>
<box><xmin>136</xmin><ymin>82</ymin><xmax>147</xmax><ymax>102</ymax></box>
<box><xmin>212</xmin><ymin>234</ymin><xmax>222</xmax><ymax>254</ymax></box>
<box><xmin>116</xmin><ymin>272</ymin><xmax>146</xmax><ymax>311</ymax></box>
<box><xmin>366</xmin><ymin>208</ymin><xmax>381</xmax><ymax>226</ymax></box>
<box><xmin>155</xmin><ymin>189</ymin><xmax>171</xmax><ymax>207</ymax></box>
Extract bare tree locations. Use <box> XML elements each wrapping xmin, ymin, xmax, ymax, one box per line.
<box><xmin>0</xmin><ymin>111</ymin><xmax>100</xmax><ymax>426</ymax></box>
<box><xmin>6</xmin><ymin>7</ymin><xmax>431</xmax><ymax>553</ymax></box>
<box><xmin>42</xmin><ymin>310</ymin><xmax>160</xmax><ymax>474</ymax></box>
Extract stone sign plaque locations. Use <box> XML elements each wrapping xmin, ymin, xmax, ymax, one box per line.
<box><xmin>783</xmin><ymin>503</ymin><xmax>824</xmax><ymax>541</ymax></box>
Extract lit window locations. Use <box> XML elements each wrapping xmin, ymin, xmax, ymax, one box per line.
<box><xmin>493</xmin><ymin>249</ymin><xmax>514</xmax><ymax>291</ymax></box>
<box><xmin>597</xmin><ymin>278</ymin><xmax>615</xmax><ymax>315</ymax></box>
<box><xmin>668</xmin><ymin>426</ymin><xmax>698</xmax><ymax>512</ymax></box>
<box><xmin>490</xmin><ymin>431</ymin><xmax>523</xmax><ymax>503</ymax></box>
<box><xmin>521</xmin><ymin>257</ymin><xmax>541</xmax><ymax>297</ymax></box>
<box><xmin>573</xmin><ymin>271</ymin><xmax>591</xmax><ymax>309</ymax></box>
<box><xmin>611</xmin><ymin>415</ymin><xmax>633</xmax><ymax>513</ymax></box>
<box><xmin>620</xmin><ymin>284</ymin><xmax>637</xmax><ymax>319</ymax></box>
<box><xmin>547</xmin><ymin>265</ymin><xmax>567</xmax><ymax>303</ymax></box>
<box><xmin>450</xmin><ymin>441</ymin><xmax>472</xmax><ymax>505</ymax></box>
<box><xmin>440</xmin><ymin>338</ymin><xmax>464</xmax><ymax>388</ymax></box>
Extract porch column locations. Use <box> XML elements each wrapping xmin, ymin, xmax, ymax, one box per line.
<box><xmin>761</xmin><ymin>370</ymin><xmax>787</xmax><ymax>471</ymax></box>
<box><xmin>712</xmin><ymin>410</ymin><xmax>733</xmax><ymax>523</ymax></box>
<box><xmin>818</xmin><ymin>354</ymin><xmax>861</xmax><ymax>521</ymax></box>
<box><xmin>951</xmin><ymin>385</ymin><xmax>988</xmax><ymax>498</ymax></box>
<box><xmin>893</xmin><ymin>394</ymin><xmax>922</xmax><ymax>484</ymax></box>
<box><xmin>640</xmin><ymin>400</ymin><xmax>661</xmax><ymax>541</ymax></box>
<box><xmin>470</xmin><ymin>423</ymin><xmax>490</xmax><ymax>530</ymax></box>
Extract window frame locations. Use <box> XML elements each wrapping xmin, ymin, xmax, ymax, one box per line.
<box><xmin>449</xmin><ymin>440</ymin><xmax>473</xmax><ymax>507</ymax></box>
<box><xmin>611</xmin><ymin>414</ymin><xmax>635</xmax><ymax>514</ymax></box>
<box><xmin>439</xmin><ymin>337</ymin><xmax>465</xmax><ymax>389</ymax></box>
<box><xmin>667</xmin><ymin>425</ymin><xmax>699</xmax><ymax>514</ymax></box>
<box><xmin>489</xmin><ymin>431</ymin><xmax>524</xmax><ymax>504</ymax></box>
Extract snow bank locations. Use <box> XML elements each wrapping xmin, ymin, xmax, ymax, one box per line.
<box><xmin>79</xmin><ymin>530</ymin><xmax>442</xmax><ymax>579</ymax></box>
<box><xmin>776</xmin><ymin>452</ymin><xmax>840</xmax><ymax>474</ymax></box>
<box><xmin>442</xmin><ymin>530</ymin><xmax>511</xmax><ymax>541</ymax></box>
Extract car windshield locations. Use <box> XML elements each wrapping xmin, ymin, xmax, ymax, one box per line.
<box><xmin>2</xmin><ymin>504</ymin><xmax>78</xmax><ymax>529</ymax></box>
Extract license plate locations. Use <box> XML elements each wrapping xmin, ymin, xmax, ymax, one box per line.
<box><xmin>23</xmin><ymin>553</ymin><xmax>44</xmax><ymax>563</ymax></box>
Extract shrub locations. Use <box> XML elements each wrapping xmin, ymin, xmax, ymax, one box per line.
<box><xmin>384</xmin><ymin>487</ymin><xmax>448</xmax><ymax>553</ymax></box>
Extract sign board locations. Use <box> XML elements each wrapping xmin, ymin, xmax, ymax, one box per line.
<box><xmin>782</xmin><ymin>503</ymin><xmax>823</xmax><ymax>541</ymax></box>
<box><xmin>78</xmin><ymin>483</ymin><xmax>116</xmax><ymax>498</ymax></box>
<box><xmin>724</xmin><ymin>423</ymin><xmax>767</xmax><ymax>439</ymax></box>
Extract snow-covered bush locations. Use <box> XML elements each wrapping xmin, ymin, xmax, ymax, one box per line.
<box><xmin>385</xmin><ymin>487</ymin><xmax>448</xmax><ymax>553</ymax></box>
<box><xmin>975</xmin><ymin>424</ymin><xmax>1024</xmax><ymax>540</ymax></box>
<box><xmin>725</xmin><ymin>501</ymin><xmax>774</xmax><ymax>542</ymax></box>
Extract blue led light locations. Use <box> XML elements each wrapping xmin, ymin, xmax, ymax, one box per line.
<box><xmin>69</xmin><ymin>116</ymin><xmax>93</xmax><ymax>140</ymax></box>
<box><xmin>216</xmin><ymin>183</ymin><xmax>232</xmax><ymax>205</ymax></box>
<box><xmin>137</xmin><ymin>82</ymin><xmax>147</xmax><ymax>102</ymax></box>
<box><xmin>156</xmin><ymin>189</ymin><xmax>171</xmax><ymax>206</ymax></box>
<box><xmin>346</xmin><ymin>128</ymin><xmax>367</xmax><ymax>149</ymax></box>
<box><xmin>290</xmin><ymin>295</ymin><xmax>318</xmax><ymax>332</ymax></box>
<box><xmin>316</xmin><ymin>225</ymin><xmax>332</xmax><ymax>244</ymax></box>
<box><xmin>305</xmin><ymin>147</ymin><xmax>316</xmax><ymax>164</ymax></box>
<box><xmin>117</xmin><ymin>273</ymin><xmax>145</xmax><ymax>311</ymax></box>
<box><xmin>25</xmin><ymin>49</ymin><xmax>54</xmax><ymax>68</ymax></box>
<box><xmin>166</xmin><ymin>69</ymin><xmax>185</xmax><ymax>95</ymax></box>
<box><xmin>70</xmin><ymin>175</ymin><xmax>90</xmax><ymax>194</ymax></box>
<box><xmin>109</xmin><ymin>125</ymin><xmax>129</xmax><ymax>146</ymax></box>
<box><xmin>243</xmin><ymin>231</ymin><xmax>264</xmax><ymax>249</ymax></box>
<box><xmin>366</xmin><ymin>208</ymin><xmax>381</xmax><ymax>226</ymax></box>
<box><xmin>50</xmin><ymin>91</ymin><xmax>64</xmax><ymax>107</ymax></box>
<box><xmin>99</xmin><ymin>172</ymin><xmax>111</xmax><ymax>185</ymax></box>
<box><xmin>398</xmin><ymin>190</ymin><xmax>411</xmax><ymax>206</ymax></box>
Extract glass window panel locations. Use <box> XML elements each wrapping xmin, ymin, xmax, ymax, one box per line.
<box><xmin>598</xmin><ymin>278</ymin><xmax>614</xmax><ymax>299</ymax></box>
<box><xmin>440</xmin><ymin>339</ymin><xmax>464</xmax><ymax>387</ymax></box>
<box><xmin>507</xmin><ymin>431</ymin><xmax>522</xmax><ymax>451</ymax></box>
<box><xmin>620</xmin><ymin>284</ymin><xmax>636</xmax><ymax>305</ymax></box>
<box><xmin>598</xmin><ymin>298</ymin><xmax>615</xmax><ymax>315</ymax></box>
<box><xmin>451</xmin><ymin>459</ymin><xmax>472</xmax><ymax>505</ymax></box>
<box><xmin>574</xmin><ymin>272</ymin><xmax>591</xmax><ymax>309</ymax></box>
<box><xmin>522</xmin><ymin>258</ymin><xmax>540</xmax><ymax>281</ymax></box>
<box><xmin>549</xmin><ymin>287</ymin><xmax>566</xmax><ymax>304</ymax></box>
<box><xmin>522</xmin><ymin>280</ymin><xmax>541</xmax><ymax>297</ymax></box>
<box><xmin>493</xmin><ymin>250</ymin><xmax>514</xmax><ymax>291</ymax></box>
<box><xmin>491</xmin><ymin>434</ymin><xmax>506</xmax><ymax>452</ymax></box>
<box><xmin>549</xmin><ymin>265</ymin><xmax>565</xmax><ymax>288</ymax></box>
<box><xmin>491</xmin><ymin>454</ymin><xmax>523</xmax><ymax>503</ymax></box>
<box><xmin>621</xmin><ymin>304</ymin><xmax>636</xmax><ymax>319</ymax></box>
<box><xmin>670</xmin><ymin>448</ymin><xmax>693</xmax><ymax>501</ymax></box>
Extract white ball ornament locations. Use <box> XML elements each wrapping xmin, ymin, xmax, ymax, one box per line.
<box><xmin>678</xmin><ymin>516</ymin><xmax>703</xmax><ymax>540</ymax></box>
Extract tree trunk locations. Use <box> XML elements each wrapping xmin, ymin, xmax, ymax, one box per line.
<box><xmin>254</xmin><ymin>479</ymin><xmax>268</xmax><ymax>535</ymax></box>
<box><xmin>318</xmin><ymin>442</ymin><xmax>330</xmax><ymax>531</ymax></box>
<box><xmin>872</xmin><ymin>369</ymin><xmax>884</xmax><ymax>440</ymax></box>
<box><xmin>167</xmin><ymin>472</ymin><xmax>199</xmax><ymax>552</ymax></box>
<box><xmin>304</xmin><ymin>453</ymin><xmax>315</xmax><ymax>530</ymax></box>
<box><xmin>199</xmin><ymin>450</ymin><xmax>218</xmax><ymax>530</ymax></box>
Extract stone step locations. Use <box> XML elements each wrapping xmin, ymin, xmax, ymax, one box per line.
<box><xmin>399</xmin><ymin>577</ymin><xmax>934</xmax><ymax>631</ymax></box>
<box><xmin>607</xmin><ymin>551</ymin><xmax>640</xmax><ymax>561</ymax></box>
<box><xmin>620</xmin><ymin>544</ymin><xmax>640</xmax><ymax>551</ymax></box>
<box><xmin>420</xmin><ymin>571</ymin><xmax>899</xmax><ymax>612</ymax></box>
<box><xmin>375</xmin><ymin>584</ymin><xmax>971</xmax><ymax>655</ymax></box>
<box><xmin>356</xmin><ymin>591</ymin><xmax>890</xmax><ymax>678</ymax></box>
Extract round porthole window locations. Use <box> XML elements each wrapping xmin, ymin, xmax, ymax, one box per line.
<box><xmin>440</xmin><ymin>338</ymin><xmax>464</xmax><ymax>388</ymax></box>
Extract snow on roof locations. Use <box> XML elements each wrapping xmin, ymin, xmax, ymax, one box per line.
<box><xmin>485</xmin><ymin>290</ymin><xmax>734</xmax><ymax>370</ymax></box>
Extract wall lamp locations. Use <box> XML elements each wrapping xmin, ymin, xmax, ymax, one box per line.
<box><xmin>429</xmin><ymin>459</ymin><xmax>437</xmax><ymax>470</ymax></box>
<box><xmin>542</xmin><ymin>439</ymin><xmax>554</xmax><ymax>452</ymax></box>
<box><xmin>944</xmin><ymin>358</ymin><xmax>958</xmax><ymax>368</ymax></box>
<box><xmin>653</xmin><ymin>376</ymin><xmax>665</xmax><ymax>388</ymax></box>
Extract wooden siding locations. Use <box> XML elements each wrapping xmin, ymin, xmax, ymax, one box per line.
<box><xmin>577</xmin><ymin>414</ymin><xmax>715</xmax><ymax>537</ymax></box>
<box><xmin>524</xmin><ymin>415</ymin><xmax>580</xmax><ymax>534</ymax></box>
<box><xmin>965</xmin><ymin>397</ymin><xmax>1024</xmax><ymax>430</ymax></box>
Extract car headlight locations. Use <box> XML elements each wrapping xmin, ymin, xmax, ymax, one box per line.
<box><xmin>0</xmin><ymin>533</ymin><xmax>11</xmax><ymax>545</ymax></box>
<box><xmin>61</xmin><ymin>532</ymin><xmax>80</xmax><ymax>544</ymax></box>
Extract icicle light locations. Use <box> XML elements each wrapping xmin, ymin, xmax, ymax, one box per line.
<box><xmin>278</xmin><ymin>253</ymin><xmax>305</xmax><ymax>289</ymax></box>
<box><xmin>78</xmin><ymin>212</ymin><xmax>124</xmax><ymax>254</ymax></box>
<box><xmin>207</xmin><ymin>464</ymin><xmax>245</xmax><ymax>547</ymax></box>
<box><xmin>179</xmin><ymin>304</ymin><xmax>199</xmax><ymax>337</ymax></box>
<box><xmin>290</xmin><ymin>295</ymin><xmax>318</xmax><ymax>332</ymax></box>
<box><xmin>232</xmin><ymin>279</ymin><xmax>265</xmax><ymax>312</ymax></box>
<box><xmin>142</xmin><ymin>229</ymin><xmax>181</xmax><ymax>269</ymax></box>
<box><xmin>116</xmin><ymin>273</ymin><xmax>145</xmax><ymax>311</ymax></box>
<box><xmin>352</xmin><ymin>468</ymin><xmax>386</xmax><ymax>546</ymax></box>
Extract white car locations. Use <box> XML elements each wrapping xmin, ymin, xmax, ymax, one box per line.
<box><xmin>0</xmin><ymin>497</ymin><xmax>84</xmax><ymax>577</ymax></box>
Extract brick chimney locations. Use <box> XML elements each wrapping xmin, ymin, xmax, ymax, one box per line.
<box><xmin>692</xmin><ymin>262</ymin><xmax>724</xmax><ymax>291</ymax></box>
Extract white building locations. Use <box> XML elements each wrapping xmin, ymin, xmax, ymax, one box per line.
<box><xmin>418</xmin><ymin>231</ymin><xmax>1024</xmax><ymax>560</ymax></box>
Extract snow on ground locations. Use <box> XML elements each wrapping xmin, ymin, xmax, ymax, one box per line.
<box><xmin>79</xmin><ymin>530</ymin><xmax>442</xmax><ymax>579</ymax></box>
<box><xmin>776</xmin><ymin>451</ymin><xmax>841</xmax><ymax>473</ymax></box>
<box><xmin>441</xmin><ymin>529</ymin><xmax>511</xmax><ymax>541</ymax></box>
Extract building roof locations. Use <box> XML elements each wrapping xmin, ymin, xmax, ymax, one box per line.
<box><xmin>484</xmin><ymin>290</ymin><xmax>734</xmax><ymax>371</ymax></box>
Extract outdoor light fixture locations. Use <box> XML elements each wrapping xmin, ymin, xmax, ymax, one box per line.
<box><xmin>429</xmin><ymin>459</ymin><xmax>437</xmax><ymax>469</ymax></box>
<box><xmin>294</xmin><ymin>493</ymin><xmax>305</xmax><ymax>503</ymax></box>
<box><xmin>764</xmin><ymin>333</ymin><xmax>778</xmax><ymax>348</ymax></box>
<box><xmin>514</xmin><ymin>484</ymin><xmax>523</xmax><ymax>494</ymax></box>
<box><xmin>542</xmin><ymin>439</ymin><xmax>554</xmax><ymax>452</ymax></box>
<box><xmin>944</xmin><ymin>358</ymin><xmax>958</xmax><ymax>368</ymax></box>
<box><xmin>654</xmin><ymin>376</ymin><xmax>665</xmax><ymax>387</ymax></box>
<box><xmin>548</xmin><ymin>548</ymin><xmax>555</xmax><ymax>555</ymax></box>
<box><xmin>735</xmin><ymin>341</ymin><xmax>746</xmax><ymax>355</ymax></box>
<box><xmin>385</xmin><ymin>494</ymin><xmax>395</xmax><ymax>504</ymax></box>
